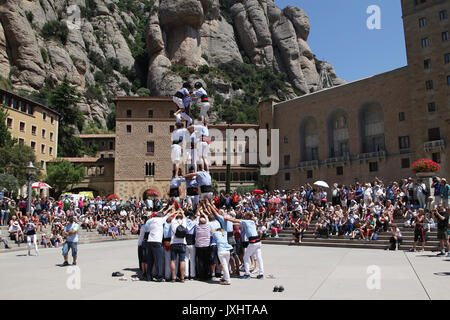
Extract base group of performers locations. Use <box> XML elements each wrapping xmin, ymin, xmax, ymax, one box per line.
<box><xmin>137</xmin><ymin>82</ymin><xmax>264</xmax><ymax>285</ymax></box>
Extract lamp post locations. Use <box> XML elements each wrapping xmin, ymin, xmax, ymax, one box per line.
<box><xmin>26</xmin><ymin>162</ymin><xmax>36</xmax><ymax>214</ymax></box>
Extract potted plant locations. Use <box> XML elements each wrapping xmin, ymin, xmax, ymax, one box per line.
<box><xmin>411</xmin><ymin>159</ymin><xmax>440</xmax><ymax>194</ymax></box>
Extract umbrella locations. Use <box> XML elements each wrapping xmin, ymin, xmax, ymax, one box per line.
<box><xmin>313</xmin><ymin>181</ymin><xmax>329</xmax><ymax>188</ymax></box>
<box><xmin>268</xmin><ymin>197</ymin><xmax>281</xmax><ymax>204</ymax></box>
<box><xmin>32</xmin><ymin>182</ymin><xmax>52</xmax><ymax>189</ymax></box>
<box><xmin>253</xmin><ymin>189</ymin><xmax>264</xmax><ymax>195</ymax></box>
<box><xmin>106</xmin><ymin>194</ymin><xmax>120</xmax><ymax>201</ymax></box>
<box><xmin>145</xmin><ymin>189</ymin><xmax>160</xmax><ymax>197</ymax></box>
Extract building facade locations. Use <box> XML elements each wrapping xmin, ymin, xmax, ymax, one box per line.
<box><xmin>75</xmin><ymin>133</ymin><xmax>116</xmax><ymax>159</ymax></box>
<box><xmin>260</xmin><ymin>0</ymin><xmax>449</xmax><ymax>190</ymax></box>
<box><xmin>1</xmin><ymin>88</ymin><xmax>59</xmax><ymax>172</ymax></box>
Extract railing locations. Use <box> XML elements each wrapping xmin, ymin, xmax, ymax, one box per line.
<box><xmin>355</xmin><ymin>150</ymin><xmax>386</xmax><ymax>160</ymax></box>
<box><xmin>297</xmin><ymin>160</ymin><xmax>320</xmax><ymax>170</ymax></box>
<box><xmin>322</xmin><ymin>154</ymin><xmax>351</xmax><ymax>166</ymax></box>
<box><xmin>424</xmin><ymin>140</ymin><xmax>445</xmax><ymax>152</ymax></box>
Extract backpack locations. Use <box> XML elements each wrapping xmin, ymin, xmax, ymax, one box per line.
<box><xmin>175</xmin><ymin>224</ymin><xmax>186</xmax><ymax>238</ymax></box>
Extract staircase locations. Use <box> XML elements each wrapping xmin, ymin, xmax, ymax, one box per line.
<box><xmin>262</xmin><ymin>219</ymin><xmax>440</xmax><ymax>251</ymax></box>
<box><xmin>0</xmin><ymin>225</ymin><xmax>139</xmax><ymax>254</ymax></box>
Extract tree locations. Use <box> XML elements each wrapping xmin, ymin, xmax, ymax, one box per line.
<box><xmin>0</xmin><ymin>143</ymin><xmax>41</xmax><ymax>186</ymax></box>
<box><xmin>45</xmin><ymin>160</ymin><xmax>85</xmax><ymax>198</ymax></box>
<box><xmin>0</xmin><ymin>173</ymin><xmax>19</xmax><ymax>195</ymax></box>
<box><xmin>0</xmin><ymin>104</ymin><xmax>16</xmax><ymax>148</ymax></box>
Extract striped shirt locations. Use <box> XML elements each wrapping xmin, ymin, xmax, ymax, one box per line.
<box><xmin>195</xmin><ymin>222</ymin><xmax>210</xmax><ymax>248</ymax></box>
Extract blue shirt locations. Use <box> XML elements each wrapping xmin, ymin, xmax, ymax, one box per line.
<box><xmin>186</xmin><ymin>178</ymin><xmax>198</xmax><ymax>188</ymax></box>
<box><xmin>163</xmin><ymin>222</ymin><xmax>172</xmax><ymax>240</ymax></box>
<box><xmin>213</xmin><ymin>231</ymin><xmax>233</xmax><ymax>253</ymax></box>
<box><xmin>65</xmin><ymin>223</ymin><xmax>79</xmax><ymax>242</ymax></box>
<box><xmin>241</xmin><ymin>220</ymin><xmax>258</xmax><ymax>238</ymax></box>
<box><xmin>144</xmin><ymin>219</ymin><xmax>151</xmax><ymax>233</ymax></box>
<box><xmin>170</xmin><ymin>177</ymin><xmax>185</xmax><ymax>189</ymax></box>
<box><xmin>186</xmin><ymin>218</ymin><xmax>197</xmax><ymax>235</ymax></box>
<box><xmin>209</xmin><ymin>220</ymin><xmax>221</xmax><ymax>245</ymax></box>
<box><xmin>215</xmin><ymin>214</ymin><xmax>234</xmax><ymax>233</ymax></box>
<box><xmin>196</xmin><ymin>171</ymin><xmax>212</xmax><ymax>187</ymax></box>
<box><xmin>433</xmin><ymin>183</ymin><xmax>441</xmax><ymax>196</ymax></box>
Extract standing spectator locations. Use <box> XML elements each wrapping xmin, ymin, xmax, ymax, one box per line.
<box><xmin>170</xmin><ymin>209</ymin><xmax>187</xmax><ymax>282</ymax></box>
<box><xmin>440</xmin><ymin>179</ymin><xmax>449</xmax><ymax>209</ymax></box>
<box><xmin>416</xmin><ymin>179</ymin><xmax>427</xmax><ymax>209</ymax></box>
<box><xmin>410</xmin><ymin>208</ymin><xmax>426</xmax><ymax>252</ymax></box>
<box><xmin>61</xmin><ymin>216</ymin><xmax>79</xmax><ymax>266</ymax></box>
<box><xmin>433</xmin><ymin>206</ymin><xmax>449</xmax><ymax>256</ymax></box>
<box><xmin>432</xmin><ymin>177</ymin><xmax>441</xmax><ymax>208</ymax></box>
<box><xmin>184</xmin><ymin>211</ymin><xmax>198</xmax><ymax>280</ymax></box>
<box><xmin>195</xmin><ymin>210</ymin><xmax>211</xmax><ymax>281</ymax></box>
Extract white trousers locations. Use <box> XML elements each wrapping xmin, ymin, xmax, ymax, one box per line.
<box><xmin>200</xmin><ymin>102</ymin><xmax>211</xmax><ymax>118</ymax></box>
<box><xmin>184</xmin><ymin>244</ymin><xmax>196</xmax><ymax>278</ymax></box>
<box><xmin>175</xmin><ymin>112</ymin><xmax>192</xmax><ymax>126</ymax></box>
<box><xmin>187</xmin><ymin>195</ymin><xmax>199</xmax><ymax>208</ymax></box>
<box><xmin>244</xmin><ymin>242</ymin><xmax>263</xmax><ymax>276</ymax></box>
<box><xmin>218</xmin><ymin>250</ymin><xmax>231</xmax><ymax>282</ymax></box>
<box><xmin>27</xmin><ymin>234</ymin><xmax>38</xmax><ymax>255</ymax></box>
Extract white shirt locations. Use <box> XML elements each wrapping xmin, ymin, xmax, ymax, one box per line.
<box><xmin>147</xmin><ymin>216</ymin><xmax>168</xmax><ymax>243</ymax></box>
<box><xmin>171</xmin><ymin>128</ymin><xmax>189</xmax><ymax>143</ymax></box>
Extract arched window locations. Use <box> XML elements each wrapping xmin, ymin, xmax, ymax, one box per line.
<box><xmin>327</xmin><ymin>108</ymin><xmax>350</xmax><ymax>157</ymax></box>
<box><xmin>359</xmin><ymin>101</ymin><xmax>385</xmax><ymax>153</ymax></box>
<box><xmin>299</xmin><ymin>117</ymin><xmax>319</xmax><ymax>161</ymax></box>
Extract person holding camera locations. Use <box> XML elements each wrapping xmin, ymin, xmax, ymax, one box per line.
<box><xmin>433</xmin><ymin>206</ymin><xmax>449</xmax><ymax>256</ymax></box>
<box><xmin>61</xmin><ymin>215</ymin><xmax>79</xmax><ymax>266</ymax></box>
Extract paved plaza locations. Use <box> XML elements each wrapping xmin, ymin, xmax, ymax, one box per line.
<box><xmin>0</xmin><ymin>240</ymin><xmax>449</xmax><ymax>300</ymax></box>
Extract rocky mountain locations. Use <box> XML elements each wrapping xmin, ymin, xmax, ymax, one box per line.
<box><xmin>0</xmin><ymin>0</ymin><xmax>345</xmax><ymax>128</ymax></box>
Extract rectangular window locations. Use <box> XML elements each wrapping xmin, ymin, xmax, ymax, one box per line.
<box><xmin>50</xmin><ymin>116</ymin><xmax>54</xmax><ymax>124</ymax></box>
<box><xmin>398</xmin><ymin>112</ymin><xmax>405</xmax><ymax>122</ymax></box>
<box><xmin>428</xmin><ymin>102</ymin><xmax>436</xmax><ymax>112</ymax></box>
<box><xmin>148</xmin><ymin>110</ymin><xmax>153</xmax><ymax>118</ymax></box>
<box><xmin>424</xmin><ymin>59</ymin><xmax>431</xmax><ymax>69</ymax></box>
<box><xmin>4</xmin><ymin>96</ymin><xmax>10</xmax><ymax>106</ymax></box>
<box><xmin>421</xmin><ymin>38</ymin><xmax>430</xmax><ymax>48</ymax></box>
<box><xmin>18</xmin><ymin>138</ymin><xmax>24</xmax><ymax>145</ymax></box>
<box><xmin>284</xmin><ymin>172</ymin><xmax>290</xmax><ymax>181</ymax></box>
<box><xmin>7</xmin><ymin>118</ymin><xmax>12</xmax><ymax>129</ymax></box>
<box><xmin>284</xmin><ymin>136</ymin><xmax>288</xmax><ymax>144</ymax></box>
<box><xmin>19</xmin><ymin>122</ymin><xmax>25</xmax><ymax>132</ymax></box>
<box><xmin>31</xmin><ymin>125</ymin><xmax>37</xmax><ymax>136</ymax></box>
<box><xmin>147</xmin><ymin>141</ymin><xmax>154</xmax><ymax>154</ymax></box>
<box><xmin>126</xmin><ymin>125</ymin><xmax>131</xmax><ymax>133</ymax></box>
<box><xmin>30</xmin><ymin>141</ymin><xmax>36</xmax><ymax>151</ymax></box>
<box><xmin>440</xmin><ymin>10</ymin><xmax>448</xmax><ymax>20</ymax></box>
<box><xmin>398</xmin><ymin>136</ymin><xmax>410</xmax><ymax>149</ymax></box>
<box><xmin>40</xmin><ymin>161</ymin><xmax>45</xmax><ymax>170</ymax></box>
<box><xmin>126</xmin><ymin>110</ymin><xmax>132</xmax><ymax>118</ymax></box>
<box><xmin>148</xmin><ymin>125</ymin><xmax>153</xmax><ymax>133</ymax></box>
<box><xmin>109</xmin><ymin>154</ymin><xmax>113</xmax><ymax>158</ymax></box>
<box><xmin>20</xmin><ymin>101</ymin><xmax>26</xmax><ymax>112</ymax></box>
<box><xmin>336</xmin><ymin>166</ymin><xmax>343</xmax><ymax>176</ymax></box>
<box><xmin>401</xmin><ymin>158</ymin><xmax>410</xmax><ymax>169</ymax></box>
<box><xmin>50</xmin><ymin>132</ymin><xmax>54</xmax><ymax>141</ymax></box>
<box><xmin>12</xmin><ymin>99</ymin><xmax>17</xmax><ymax>110</ymax></box>
<box><xmin>49</xmin><ymin>147</ymin><xmax>53</xmax><ymax>156</ymax></box>
<box><xmin>432</xmin><ymin>152</ymin><xmax>441</xmax><ymax>163</ymax></box>
<box><xmin>145</xmin><ymin>163</ymin><xmax>155</xmax><ymax>176</ymax></box>
<box><xmin>41</xmin><ymin>144</ymin><xmax>45</xmax><ymax>154</ymax></box>
<box><xmin>425</xmin><ymin>80</ymin><xmax>433</xmax><ymax>90</ymax></box>
<box><xmin>369</xmin><ymin>162</ymin><xmax>378</xmax><ymax>172</ymax></box>
<box><xmin>42</xmin><ymin>112</ymin><xmax>46</xmax><ymax>121</ymax></box>
<box><xmin>445</xmin><ymin>53</ymin><xmax>450</xmax><ymax>64</ymax></box>
<box><xmin>283</xmin><ymin>155</ymin><xmax>290</xmax><ymax>168</ymax></box>
<box><xmin>443</xmin><ymin>32</ymin><xmax>449</xmax><ymax>41</ymax></box>
<box><xmin>419</xmin><ymin>17</ymin><xmax>427</xmax><ymax>27</ymax></box>
<box><xmin>109</xmin><ymin>141</ymin><xmax>113</xmax><ymax>149</ymax></box>
<box><xmin>447</xmin><ymin>75</ymin><xmax>450</xmax><ymax>86</ymax></box>
<box><xmin>27</xmin><ymin>105</ymin><xmax>33</xmax><ymax>115</ymax></box>
<box><xmin>42</xmin><ymin>129</ymin><xmax>46</xmax><ymax>139</ymax></box>
<box><xmin>428</xmin><ymin>128</ymin><xmax>440</xmax><ymax>141</ymax></box>
<box><xmin>306</xmin><ymin>170</ymin><xmax>313</xmax><ymax>179</ymax></box>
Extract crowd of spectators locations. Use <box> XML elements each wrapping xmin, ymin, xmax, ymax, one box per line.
<box><xmin>0</xmin><ymin>175</ymin><xmax>448</xmax><ymax>255</ymax></box>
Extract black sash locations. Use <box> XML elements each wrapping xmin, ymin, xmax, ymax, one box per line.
<box><xmin>187</xmin><ymin>187</ymin><xmax>198</xmax><ymax>196</ymax></box>
<box><xmin>200</xmin><ymin>185</ymin><xmax>213</xmax><ymax>193</ymax></box>
<box><xmin>248</xmin><ymin>236</ymin><xmax>261</xmax><ymax>243</ymax></box>
<box><xmin>169</xmin><ymin>188</ymin><xmax>180</xmax><ymax>197</ymax></box>
<box><xmin>200</xmin><ymin>94</ymin><xmax>208</xmax><ymax>102</ymax></box>
<box><xmin>172</xmin><ymin>141</ymin><xmax>182</xmax><ymax>145</ymax></box>
<box><xmin>186</xmin><ymin>234</ymin><xmax>195</xmax><ymax>245</ymax></box>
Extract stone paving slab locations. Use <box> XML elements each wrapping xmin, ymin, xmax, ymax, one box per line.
<box><xmin>0</xmin><ymin>240</ymin><xmax>448</xmax><ymax>300</ymax></box>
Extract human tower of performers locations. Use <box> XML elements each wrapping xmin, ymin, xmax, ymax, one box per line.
<box><xmin>137</xmin><ymin>82</ymin><xmax>264</xmax><ymax>285</ymax></box>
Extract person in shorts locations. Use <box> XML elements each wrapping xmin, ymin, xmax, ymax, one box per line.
<box><xmin>170</xmin><ymin>209</ymin><xmax>187</xmax><ymax>282</ymax></box>
<box><xmin>62</xmin><ymin>215</ymin><xmax>79</xmax><ymax>266</ymax></box>
<box><xmin>433</xmin><ymin>206</ymin><xmax>449</xmax><ymax>256</ymax></box>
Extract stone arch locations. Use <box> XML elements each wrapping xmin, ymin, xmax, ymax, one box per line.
<box><xmin>326</xmin><ymin>107</ymin><xmax>350</xmax><ymax>157</ymax></box>
<box><xmin>299</xmin><ymin>116</ymin><xmax>319</xmax><ymax>161</ymax></box>
<box><xmin>358</xmin><ymin>101</ymin><xmax>385</xmax><ymax>153</ymax></box>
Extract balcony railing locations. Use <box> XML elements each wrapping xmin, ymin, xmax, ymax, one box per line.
<box><xmin>424</xmin><ymin>139</ymin><xmax>445</xmax><ymax>152</ymax></box>
<box><xmin>355</xmin><ymin>150</ymin><xmax>386</xmax><ymax>161</ymax></box>
<box><xmin>297</xmin><ymin>160</ymin><xmax>320</xmax><ymax>170</ymax></box>
<box><xmin>322</xmin><ymin>154</ymin><xmax>351</xmax><ymax>167</ymax></box>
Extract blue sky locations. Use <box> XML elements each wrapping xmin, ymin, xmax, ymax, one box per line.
<box><xmin>274</xmin><ymin>0</ymin><xmax>407</xmax><ymax>82</ymax></box>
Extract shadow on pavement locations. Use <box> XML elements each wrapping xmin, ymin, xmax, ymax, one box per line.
<box><xmin>433</xmin><ymin>272</ymin><xmax>450</xmax><ymax>276</ymax></box>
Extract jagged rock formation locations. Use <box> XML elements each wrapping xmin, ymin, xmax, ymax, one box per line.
<box><xmin>0</xmin><ymin>0</ymin><xmax>345</xmax><ymax>127</ymax></box>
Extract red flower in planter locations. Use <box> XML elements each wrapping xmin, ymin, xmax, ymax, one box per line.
<box><xmin>411</xmin><ymin>158</ymin><xmax>440</xmax><ymax>173</ymax></box>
